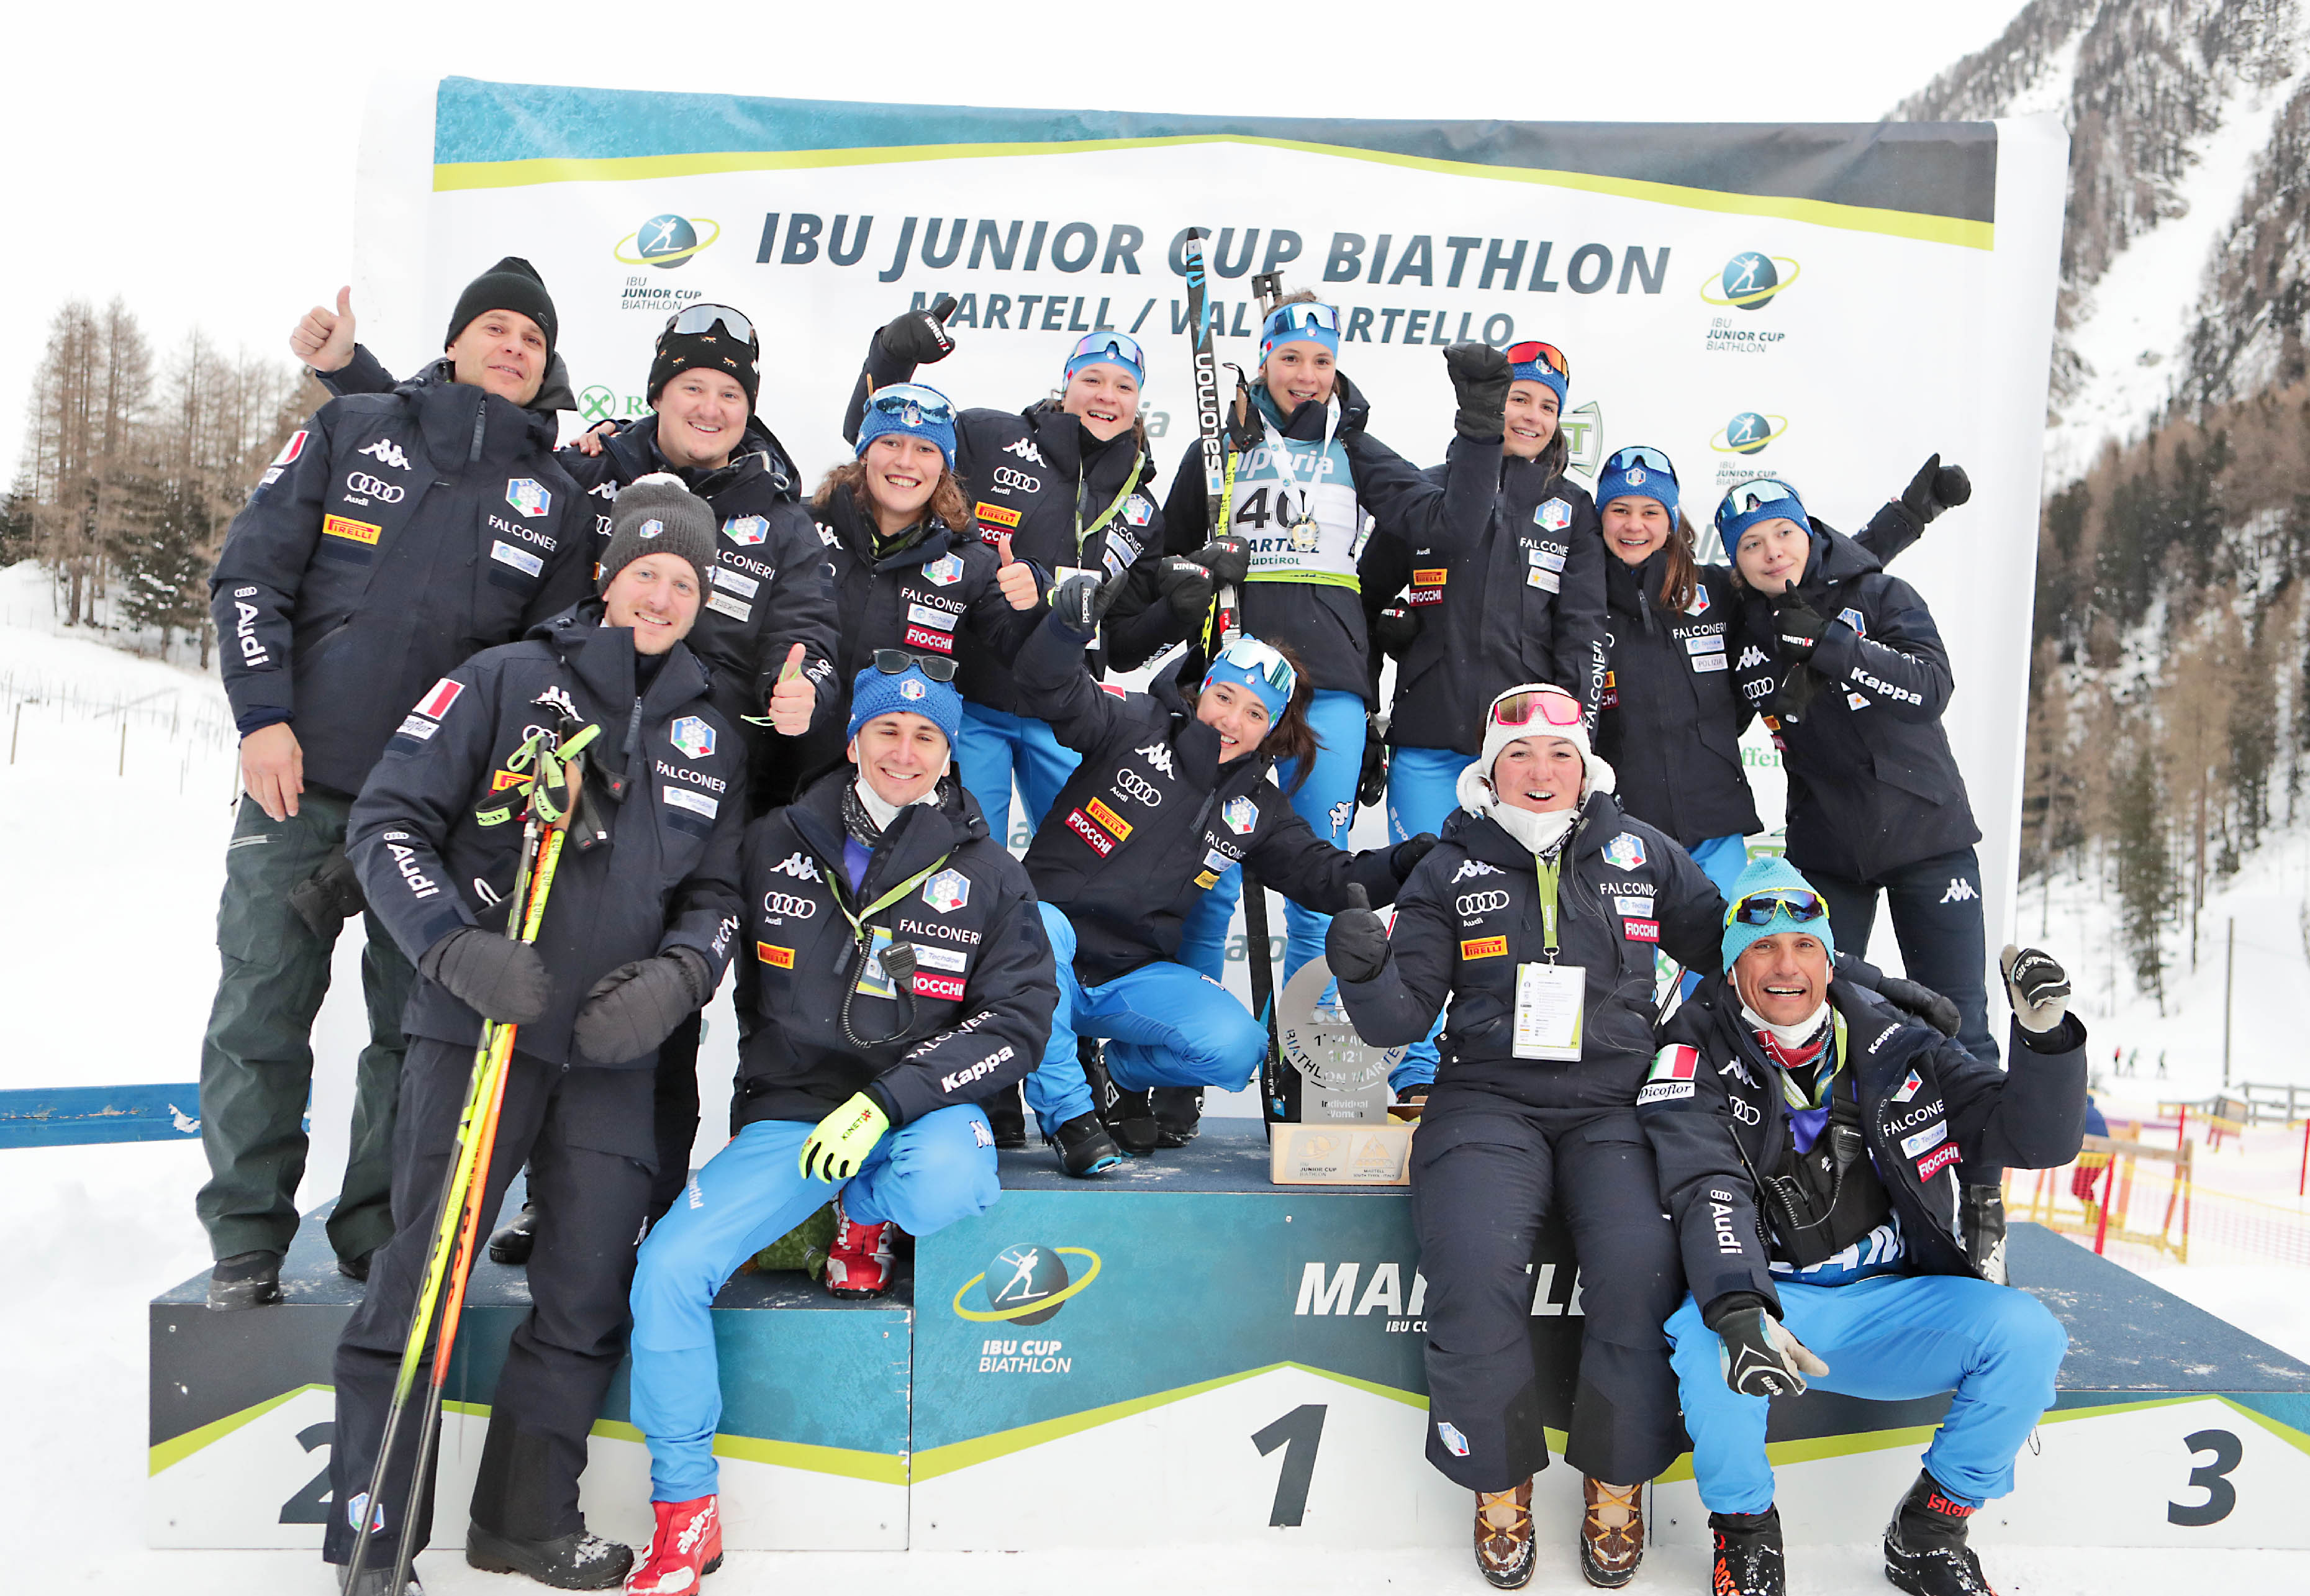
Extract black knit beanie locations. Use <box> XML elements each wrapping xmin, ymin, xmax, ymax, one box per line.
<box><xmin>648</xmin><ymin>307</ymin><xmax>760</xmax><ymax>410</ymax></box>
<box><xmin>445</xmin><ymin>256</ymin><xmax>558</xmax><ymax>365</ymax></box>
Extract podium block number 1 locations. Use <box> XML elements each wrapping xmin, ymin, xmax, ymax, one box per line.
<box><xmin>1252</xmin><ymin>1405</ymin><xmax>1328</xmax><ymax>1527</ymax></box>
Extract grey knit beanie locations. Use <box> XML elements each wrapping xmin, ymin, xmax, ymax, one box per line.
<box><xmin>597</xmin><ymin>473</ymin><xmax>717</xmax><ymax>595</ymax></box>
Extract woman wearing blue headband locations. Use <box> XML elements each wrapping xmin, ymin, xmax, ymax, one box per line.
<box><xmin>1153</xmin><ymin>291</ymin><xmax>1502</xmax><ymax>1079</ymax></box>
<box><xmin>1007</xmin><ymin>576</ymin><xmax>1438</xmax><ymax>1159</ymax></box>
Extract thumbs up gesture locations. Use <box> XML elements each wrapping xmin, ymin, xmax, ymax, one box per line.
<box><xmin>994</xmin><ymin>532</ymin><xmax>1041</xmax><ymax>611</ymax></box>
<box><xmin>768</xmin><ymin>643</ymin><xmax>815</xmax><ymax>735</ymax></box>
<box><xmin>290</xmin><ymin>286</ymin><xmax>357</xmax><ymax>374</ymax></box>
<box><xmin>1325</xmin><ymin>882</ymin><xmax>1393</xmax><ymax>984</ymax></box>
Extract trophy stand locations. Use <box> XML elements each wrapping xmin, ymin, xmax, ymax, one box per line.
<box><xmin>1266</xmin><ymin>956</ymin><xmax>1418</xmax><ymax>1185</ymax></box>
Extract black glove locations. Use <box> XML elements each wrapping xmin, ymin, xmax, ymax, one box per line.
<box><xmin>288</xmin><ymin>845</ymin><xmax>366</xmax><ymax>941</ymax></box>
<box><xmin>1050</xmin><ymin>566</ymin><xmax>1130</xmax><ymax>632</ymax></box>
<box><xmin>875</xmin><ymin>299</ymin><xmax>956</xmax><ymax>366</ymax></box>
<box><xmin>1443</xmin><ymin>342</ymin><xmax>1511</xmax><ymax>441</ymax></box>
<box><xmin>419</xmin><ymin>927</ymin><xmax>551</xmax><ymax>1025</ymax></box>
<box><xmin>1369</xmin><ymin>602</ymin><xmax>1418</xmax><ymax>661</ymax></box>
<box><xmin>1770</xmin><ymin>581</ymin><xmax>1826</xmax><ymax>662</ymax></box>
<box><xmin>1156</xmin><ymin>556</ymin><xmax>1218</xmax><ymax>623</ymax></box>
<box><xmin>572</xmin><ymin>947</ymin><xmax>713</xmax><ymax>1064</ymax></box>
<box><xmin>1325</xmin><ymin>884</ymin><xmax>1392</xmax><ymax>984</ymax></box>
<box><xmin>1389</xmin><ymin>832</ymin><xmax>1438</xmax><ymax>880</ymax></box>
<box><xmin>1189</xmin><ymin>536</ymin><xmax>1250</xmax><ymax>587</ymax></box>
<box><xmin>1899</xmin><ymin>453</ymin><xmax>1972</xmax><ymax>526</ymax></box>
<box><xmin>1703</xmin><ymin>1295</ymin><xmax>1829</xmax><ymax>1397</ymax></box>
<box><xmin>2001</xmin><ymin>944</ymin><xmax>2072</xmax><ymax>1033</ymax></box>
<box><xmin>1877</xmin><ymin>974</ymin><xmax>1962</xmax><ymax>1039</ymax></box>
<box><xmin>1356</xmin><ymin>719</ymin><xmax>1389</xmax><ymax>808</ymax></box>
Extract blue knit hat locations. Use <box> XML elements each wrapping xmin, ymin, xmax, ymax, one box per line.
<box><xmin>1508</xmin><ymin>339</ymin><xmax>1570</xmax><ymax>407</ymax></box>
<box><xmin>1260</xmin><ymin>302</ymin><xmax>1341</xmax><ymax>359</ymax></box>
<box><xmin>1064</xmin><ymin>332</ymin><xmax>1146</xmax><ymax>388</ymax></box>
<box><xmin>1199</xmin><ymin>633</ymin><xmax>1297</xmax><ymax>722</ymax></box>
<box><xmin>855</xmin><ymin>382</ymin><xmax>958</xmax><ymax>472</ymax></box>
<box><xmin>1721</xmin><ymin>853</ymin><xmax>1836</xmax><ymax>971</ymax></box>
<box><xmin>1714</xmin><ymin>477</ymin><xmax>1811</xmax><ymax>553</ymax></box>
<box><xmin>847</xmin><ymin>659</ymin><xmax>962</xmax><ymax>749</ymax></box>
<box><xmin>1596</xmin><ymin>445</ymin><xmax>1680</xmax><ymax>520</ymax></box>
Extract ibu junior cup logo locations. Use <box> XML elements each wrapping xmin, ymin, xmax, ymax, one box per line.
<box><xmin>615</xmin><ymin>213</ymin><xmax>721</xmax><ymax>270</ymax></box>
<box><xmin>1702</xmin><ymin>251</ymin><xmax>1801</xmax><ymax>312</ymax></box>
<box><xmin>952</xmin><ymin>1242</ymin><xmax>1103</xmax><ymax>1326</ymax></box>
<box><xmin>1710</xmin><ymin>412</ymin><xmax>1791</xmax><ymax>456</ymax></box>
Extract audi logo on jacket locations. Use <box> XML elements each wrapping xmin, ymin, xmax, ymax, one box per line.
<box><xmin>731</xmin><ymin>769</ymin><xmax>1056</xmax><ymax>1130</ymax></box>
<box><xmin>1014</xmin><ymin>610</ymin><xmax>1409</xmax><ymax>986</ymax></box>
<box><xmin>346</xmin><ymin>604</ymin><xmax>746</xmax><ymax>1071</ymax></box>
<box><xmin>212</xmin><ymin>366</ymin><xmax>592</xmax><ymax>797</ymax></box>
<box><xmin>1336</xmin><ymin>792</ymin><xmax>1724</xmax><ymax>1111</ymax></box>
<box><xmin>1636</xmin><ymin>975</ymin><xmax>2088</xmax><ymax>1318</ymax></box>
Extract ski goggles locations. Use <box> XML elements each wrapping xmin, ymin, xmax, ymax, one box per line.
<box><xmin>1726</xmin><ymin>889</ymin><xmax>1828</xmax><ymax>929</ymax></box>
<box><xmin>1486</xmin><ymin>684</ymin><xmax>1583</xmax><ymax>732</ymax></box>
<box><xmin>863</xmin><ymin>384</ymin><xmax>956</xmax><ymax>427</ymax></box>
<box><xmin>1604</xmin><ymin>445</ymin><xmax>1677</xmax><ymax>481</ymax></box>
<box><xmin>1714</xmin><ymin>478</ymin><xmax>1808</xmax><ymax>538</ymax></box>
<box><xmin>1505</xmin><ymin>341</ymin><xmax>1571</xmax><ymax>381</ymax></box>
<box><xmin>872</xmin><ymin>648</ymin><xmax>958</xmax><ymax>682</ymax></box>
<box><xmin>1064</xmin><ymin>332</ymin><xmax>1146</xmax><ymax>384</ymax></box>
<box><xmin>1261</xmin><ymin>301</ymin><xmax>1342</xmax><ymax>354</ymax></box>
<box><xmin>666</xmin><ymin>302</ymin><xmax>756</xmax><ymax>345</ymax></box>
<box><xmin>1202</xmin><ymin>636</ymin><xmax>1297</xmax><ymax>719</ymax></box>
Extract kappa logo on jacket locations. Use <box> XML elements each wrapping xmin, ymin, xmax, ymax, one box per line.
<box><xmin>358</xmin><ymin>437</ymin><xmax>411</xmax><ymax>471</ymax></box>
<box><xmin>1134</xmin><ymin>740</ymin><xmax>1175</xmax><ymax>778</ymax></box>
<box><xmin>1939</xmin><ymin>877</ymin><xmax>1978</xmax><ymax>904</ymax></box>
<box><xmin>1737</xmin><ymin>645</ymin><xmax>1769</xmax><ymax>671</ymax></box>
<box><xmin>1449</xmin><ymin>859</ymin><xmax>1503</xmax><ymax>884</ymax></box>
<box><xmin>769</xmin><ymin>851</ymin><xmax>822</xmax><ymax>883</ymax></box>
<box><xmin>1003</xmin><ymin>437</ymin><xmax>1049</xmax><ymax>467</ymax></box>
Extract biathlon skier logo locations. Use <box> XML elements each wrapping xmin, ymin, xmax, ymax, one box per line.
<box><xmin>1701</xmin><ymin>251</ymin><xmax>1802</xmax><ymax>312</ymax></box>
<box><xmin>1709</xmin><ymin>412</ymin><xmax>1791</xmax><ymax>456</ymax></box>
<box><xmin>614</xmin><ymin>212</ymin><xmax>721</xmax><ymax>270</ymax></box>
<box><xmin>952</xmin><ymin>1241</ymin><xmax>1103</xmax><ymax>1326</ymax></box>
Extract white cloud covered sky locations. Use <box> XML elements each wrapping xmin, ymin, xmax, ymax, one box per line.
<box><xmin>0</xmin><ymin>0</ymin><xmax>2031</xmax><ymax>476</ymax></box>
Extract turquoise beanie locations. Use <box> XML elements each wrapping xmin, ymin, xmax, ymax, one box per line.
<box><xmin>1721</xmin><ymin>853</ymin><xmax>1836</xmax><ymax>970</ymax></box>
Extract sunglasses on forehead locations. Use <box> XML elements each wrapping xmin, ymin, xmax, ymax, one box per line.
<box><xmin>668</xmin><ymin>302</ymin><xmax>756</xmax><ymax>344</ymax></box>
<box><xmin>1505</xmin><ymin>341</ymin><xmax>1571</xmax><ymax>381</ymax></box>
<box><xmin>1726</xmin><ymin>889</ymin><xmax>1828</xmax><ymax>928</ymax></box>
<box><xmin>1606</xmin><ymin>445</ymin><xmax>1678</xmax><ymax>479</ymax></box>
<box><xmin>1068</xmin><ymin>332</ymin><xmax>1145</xmax><ymax>370</ymax></box>
<box><xmin>1715</xmin><ymin>478</ymin><xmax>1805</xmax><ymax>533</ymax></box>
<box><xmin>1487</xmin><ymin>685</ymin><xmax>1583</xmax><ymax>730</ymax></box>
<box><xmin>872</xmin><ymin>648</ymin><xmax>957</xmax><ymax>682</ymax></box>
<box><xmin>864</xmin><ymin>384</ymin><xmax>956</xmax><ymax>425</ymax></box>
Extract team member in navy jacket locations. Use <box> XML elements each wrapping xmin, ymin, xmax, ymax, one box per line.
<box><xmin>1013</xmin><ymin>583</ymin><xmax>1432</xmax><ymax>1162</ymax></box>
<box><xmin>1590</xmin><ymin>449</ymin><xmax>1962</xmax><ymax>897</ymax></box>
<box><xmin>1637</xmin><ymin>856</ymin><xmax>2084</xmax><ymax>1596</ymax></box>
<box><xmin>1720</xmin><ymin>477</ymin><xmax>1996</xmax><ymax>1064</ymax></box>
<box><xmin>1155</xmin><ymin>297</ymin><xmax>1500</xmax><ymax>992</ymax></box>
<box><xmin>845</xmin><ymin>306</ymin><xmax>1210</xmax><ymax>840</ymax></box>
<box><xmin>198</xmin><ymin>258</ymin><xmax>594</xmax><ymax>1308</ymax></box>
<box><xmin>1327</xmin><ymin>682</ymin><xmax>1721</xmax><ymax>1590</ymax></box>
<box><xmin>623</xmin><ymin>660</ymin><xmax>1053</xmax><ymax>1596</ymax></box>
<box><xmin>327</xmin><ymin>479</ymin><xmax>746</xmax><ymax>1591</ymax></box>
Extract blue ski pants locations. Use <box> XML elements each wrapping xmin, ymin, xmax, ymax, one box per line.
<box><xmin>957</xmin><ymin>701</ymin><xmax>1082</xmax><ymax>850</ymax></box>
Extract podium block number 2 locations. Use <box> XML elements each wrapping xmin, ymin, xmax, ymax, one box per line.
<box><xmin>1252</xmin><ymin>1405</ymin><xmax>1328</xmax><ymax>1527</ymax></box>
<box><xmin>2167</xmin><ymin>1428</ymin><xmax>2242</xmax><ymax>1527</ymax></box>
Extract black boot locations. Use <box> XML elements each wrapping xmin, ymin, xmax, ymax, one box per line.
<box><xmin>1051</xmin><ymin>1112</ymin><xmax>1124</xmax><ymax>1177</ymax></box>
<box><xmin>1151</xmin><ymin>1086</ymin><xmax>1203</xmax><ymax>1147</ymax></box>
<box><xmin>465</xmin><ymin>1524</ymin><xmax>633</xmax><ymax>1590</ymax></box>
<box><xmin>986</xmin><ymin>1085</ymin><xmax>1029</xmax><ymax>1151</ymax></box>
<box><xmin>1105</xmin><ymin>1089</ymin><xmax>1159</xmax><ymax>1156</ymax></box>
<box><xmin>336</xmin><ymin>1559</ymin><xmax>423</xmax><ymax>1596</ymax></box>
<box><xmin>337</xmin><ymin>1249</ymin><xmax>375</xmax><ymax>1283</ymax></box>
<box><xmin>1708</xmin><ymin>1506</ymin><xmax>1783</xmax><ymax>1596</ymax></box>
<box><xmin>487</xmin><ymin>1202</ymin><xmax>538</xmax><ymax>1267</ymax></box>
<box><xmin>1885</xmin><ymin>1471</ymin><xmax>1996</xmax><ymax>1596</ymax></box>
<box><xmin>207</xmin><ymin>1249</ymin><xmax>282</xmax><ymax>1311</ymax></box>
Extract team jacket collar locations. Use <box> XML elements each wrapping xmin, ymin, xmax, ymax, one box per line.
<box><xmin>407</xmin><ymin>366</ymin><xmax>563</xmax><ymax>469</ymax></box>
<box><xmin>1444</xmin><ymin>788</ymin><xmax>1628</xmax><ymax>873</ymax></box>
<box><xmin>1252</xmin><ymin>370</ymin><xmax>1370</xmax><ymax>442</ymax></box>
<box><xmin>825</xmin><ymin>484</ymin><xmax>958</xmax><ymax>571</ymax></box>
<box><xmin>532</xmin><ymin>601</ymin><xmax>713</xmax><ymax>724</ymax></box>
<box><xmin>1149</xmin><ymin>667</ymin><xmax>1266</xmax><ymax>795</ymax></box>
<box><xmin>787</xmin><ymin>768</ymin><xmax>984</xmax><ymax>890</ymax></box>
<box><xmin>609</xmin><ymin>413</ymin><xmax>800</xmax><ymax>502</ymax></box>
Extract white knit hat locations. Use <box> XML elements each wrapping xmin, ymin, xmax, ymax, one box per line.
<box><xmin>1455</xmin><ymin>682</ymin><xmax>1616</xmax><ymax>815</ymax></box>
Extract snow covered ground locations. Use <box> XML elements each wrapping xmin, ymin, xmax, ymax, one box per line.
<box><xmin>6</xmin><ymin>560</ymin><xmax>2310</xmax><ymax>1591</ymax></box>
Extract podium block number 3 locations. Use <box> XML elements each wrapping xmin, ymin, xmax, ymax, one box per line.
<box><xmin>1252</xmin><ymin>1405</ymin><xmax>1328</xmax><ymax>1527</ymax></box>
<box><xmin>2167</xmin><ymin>1428</ymin><xmax>2241</xmax><ymax>1527</ymax></box>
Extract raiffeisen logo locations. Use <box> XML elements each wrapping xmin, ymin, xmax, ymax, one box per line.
<box><xmin>1701</xmin><ymin>251</ymin><xmax>1801</xmax><ymax>312</ymax></box>
<box><xmin>615</xmin><ymin>213</ymin><xmax>721</xmax><ymax>271</ymax></box>
<box><xmin>1710</xmin><ymin>411</ymin><xmax>1791</xmax><ymax>456</ymax></box>
<box><xmin>952</xmin><ymin>1241</ymin><xmax>1103</xmax><ymax>1326</ymax></box>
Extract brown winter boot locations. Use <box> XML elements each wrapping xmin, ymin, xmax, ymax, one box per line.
<box><xmin>1473</xmin><ymin>1479</ymin><xmax>1536</xmax><ymax>1589</ymax></box>
<box><xmin>1579</xmin><ymin>1477</ymin><xmax>1645</xmax><ymax>1588</ymax></box>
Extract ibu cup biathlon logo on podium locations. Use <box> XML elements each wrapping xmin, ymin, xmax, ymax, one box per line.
<box><xmin>614</xmin><ymin>212</ymin><xmax>721</xmax><ymax>270</ymax></box>
<box><xmin>953</xmin><ymin>1241</ymin><xmax>1103</xmax><ymax>1326</ymax></box>
<box><xmin>1702</xmin><ymin>250</ymin><xmax>1801</xmax><ymax>312</ymax></box>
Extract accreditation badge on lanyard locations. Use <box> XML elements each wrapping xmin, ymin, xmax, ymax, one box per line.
<box><xmin>1511</xmin><ymin>855</ymin><xmax>1585</xmax><ymax>1061</ymax></box>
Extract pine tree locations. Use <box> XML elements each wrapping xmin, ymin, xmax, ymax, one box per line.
<box><xmin>2113</xmin><ymin>746</ymin><xmax>2173</xmax><ymax>1013</ymax></box>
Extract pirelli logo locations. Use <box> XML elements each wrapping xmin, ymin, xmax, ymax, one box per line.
<box><xmin>1412</xmin><ymin>568</ymin><xmax>1447</xmax><ymax>586</ymax></box>
<box><xmin>1085</xmin><ymin>796</ymin><xmax>1133</xmax><ymax>841</ymax></box>
<box><xmin>756</xmin><ymin>942</ymin><xmax>795</xmax><ymax>969</ymax></box>
<box><xmin>975</xmin><ymin>501</ymin><xmax>1021</xmax><ymax>528</ymax></box>
<box><xmin>1459</xmin><ymin>935</ymin><xmax>1508</xmax><ymax>960</ymax></box>
<box><xmin>490</xmin><ymin>769</ymin><xmax>532</xmax><ymax>792</ymax></box>
<box><xmin>323</xmin><ymin>515</ymin><xmax>383</xmax><ymax>545</ymax></box>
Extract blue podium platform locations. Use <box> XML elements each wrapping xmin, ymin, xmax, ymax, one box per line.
<box><xmin>150</xmin><ymin>1119</ymin><xmax>2310</xmax><ymax>1553</ymax></box>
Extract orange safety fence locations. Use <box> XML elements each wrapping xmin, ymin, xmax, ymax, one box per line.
<box><xmin>2012</xmin><ymin>1129</ymin><xmax>2310</xmax><ymax>1269</ymax></box>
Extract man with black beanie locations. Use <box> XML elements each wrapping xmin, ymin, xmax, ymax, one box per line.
<box><xmin>197</xmin><ymin>256</ymin><xmax>592</xmax><ymax>1309</ymax></box>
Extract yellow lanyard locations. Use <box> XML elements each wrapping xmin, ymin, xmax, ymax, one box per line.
<box><xmin>828</xmin><ymin>852</ymin><xmax>952</xmax><ymax>950</ymax></box>
<box><xmin>1076</xmin><ymin>450</ymin><xmax>1147</xmax><ymax>558</ymax></box>
<box><xmin>1534</xmin><ymin>856</ymin><xmax>1564</xmax><ymax>962</ymax></box>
